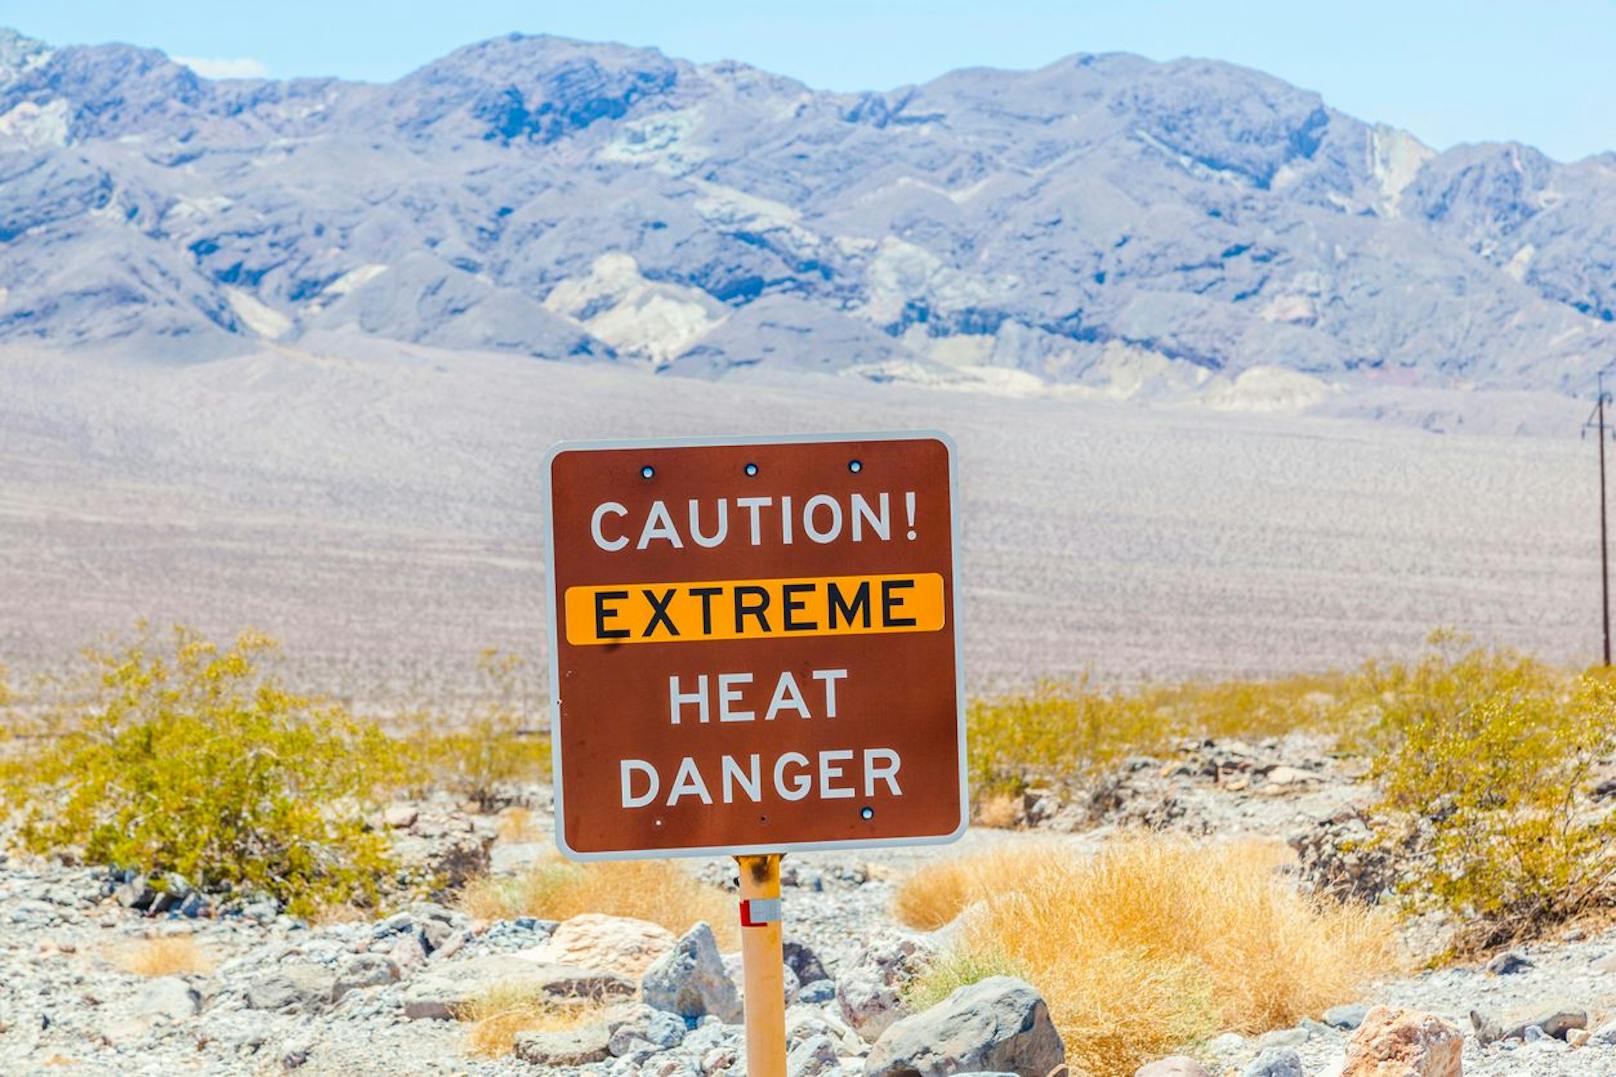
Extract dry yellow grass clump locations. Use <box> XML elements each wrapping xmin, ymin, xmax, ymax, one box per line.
<box><xmin>113</xmin><ymin>936</ymin><xmax>215</xmax><ymax>977</ymax></box>
<box><xmin>496</xmin><ymin>806</ymin><xmax>545</xmax><ymax>843</ymax></box>
<box><xmin>456</xmin><ymin>983</ymin><xmax>603</xmax><ymax>1057</ymax></box>
<box><xmin>894</xmin><ymin>844</ymin><xmax>1037</xmax><ymax>931</ymax></box>
<box><xmin>460</xmin><ymin>857</ymin><xmax>738</xmax><ymax>948</ymax></box>
<box><xmin>973</xmin><ymin>792</ymin><xmax>1021</xmax><ymax>830</ymax></box>
<box><xmin>896</xmin><ymin>838</ymin><xmax>1397</xmax><ymax>1076</ymax></box>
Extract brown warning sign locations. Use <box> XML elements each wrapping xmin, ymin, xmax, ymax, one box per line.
<box><xmin>543</xmin><ymin>432</ymin><xmax>966</xmax><ymax>859</ymax></box>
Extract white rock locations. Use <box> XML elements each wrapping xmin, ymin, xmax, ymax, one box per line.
<box><xmin>243</xmin><ymin>965</ymin><xmax>336</xmax><ymax>1014</ymax></box>
<box><xmin>129</xmin><ymin>976</ymin><xmax>201</xmax><ymax>1022</ymax></box>
<box><xmin>514</xmin><ymin>1024</ymin><xmax>612</xmax><ymax>1065</ymax></box>
<box><xmin>787</xmin><ymin>1032</ymin><xmax>843</xmax><ymax>1076</ymax></box>
<box><xmin>332</xmin><ymin>953</ymin><xmax>400</xmax><ymax>1002</ymax></box>
<box><xmin>520</xmin><ymin>913</ymin><xmax>675</xmax><ymax>977</ymax></box>
<box><xmin>401</xmin><ymin>955</ymin><xmax>634</xmax><ymax>1020</ymax></box>
<box><xmin>1264</xmin><ymin>765</ymin><xmax>1318</xmax><ymax>787</ymax></box>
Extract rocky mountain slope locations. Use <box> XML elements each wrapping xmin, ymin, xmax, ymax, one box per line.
<box><xmin>1</xmin><ymin>27</ymin><xmax>1612</xmax><ymax>399</ymax></box>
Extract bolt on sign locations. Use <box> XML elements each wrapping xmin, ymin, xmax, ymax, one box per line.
<box><xmin>543</xmin><ymin>432</ymin><xmax>966</xmax><ymax>859</ymax></box>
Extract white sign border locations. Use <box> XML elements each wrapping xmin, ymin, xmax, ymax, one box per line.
<box><xmin>542</xmin><ymin>429</ymin><xmax>969</xmax><ymax>861</ymax></box>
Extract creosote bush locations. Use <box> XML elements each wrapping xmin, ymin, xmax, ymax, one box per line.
<box><xmin>0</xmin><ymin>627</ymin><xmax>407</xmax><ymax>917</ymax></box>
<box><xmin>965</xmin><ymin>633</ymin><xmax>1616</xmax><ymax>957</ymax></box>
<box><xmin>1360</xmin><ymin>633</ymin><xmax>1616</xmax><ymax>950</ymax></box>
<box><xmin>460</xmin><ymin>857</ymin><xmax>738</xmax><ymax>947</ymax></box>
<box><xmin>968</xmin><ymin>671</ymin><xmax>1351</xmax><ymax>798</ymax></box>
<box><xmin>403</xmin><ymin>648</ymin><xmax>550</xmax><ymax>810</ymax></box>
<box><xmin>897</xmin><ymin>838</ymin><xmax>1396</xmax><ymax>1077</ymax></box>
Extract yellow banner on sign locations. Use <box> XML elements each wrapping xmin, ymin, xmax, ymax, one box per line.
<box><xmin>564</xmin><ymin>573</ymin><xmax>946</xmax><ymax>645</ymax></box>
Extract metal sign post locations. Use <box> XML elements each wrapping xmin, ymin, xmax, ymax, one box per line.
<box><xmin>736</xmin><ymin>853</ymin><xmax>786</xmax><ymax>1076</ymax></box>
<box><xmin>542</xmin><ymin>431</ymin><xmax>967</xmax><ymax>1070</ymax></box>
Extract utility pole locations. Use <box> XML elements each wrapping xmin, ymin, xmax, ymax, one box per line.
<box><xmin>1585</xmin><ymin>371</ymin><xmax>1612</xmax><ymax>666</ymax></box>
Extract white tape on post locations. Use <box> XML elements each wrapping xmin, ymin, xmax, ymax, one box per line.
<box><xmin>739</xmin><ymin>897</ymin><xmax>782</xmax><ymax>927</ymax></box>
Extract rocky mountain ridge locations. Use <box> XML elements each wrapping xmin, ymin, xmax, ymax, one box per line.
<box><xmin>1</xmin><ymin>27</ymin><xmax>1613</xmax><ymax>401</ymax></box>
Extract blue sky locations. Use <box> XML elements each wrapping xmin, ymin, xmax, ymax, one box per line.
<box><xmin>4</xmin><ymin>0</ymin><xmax>1612</xmax><ymax>161</ymax></box>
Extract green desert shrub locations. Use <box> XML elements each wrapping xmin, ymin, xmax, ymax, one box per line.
<box><xmin>1360</xmin><ymin>634</ymin><xmax>1616</xmax><ymax>949</ymax></box>
<box><xmin>965</xmin><ymin>633</ymin><xmax>1616</xmax><ymax>950</ymax></box>
<box><xmin>967</xmin><ymin>670</ymin><xmax>1353</xmax><ymax>797</ymax></box>
<box><xmin>0</xmin><ymin>627</ymin><xmax>407</xmax><ymax>916</ymax></box>
<box><xmin>903</xmin><ymin>948</ymin><xmax>1030</xmax><ymax>1012</ymax></box>
<box><xmin>403</xmin><ymin>648</ymin><xmax>550</xmax><ymax>809</ymax></box>
<box><xmin>966</xmin><ymin>676</ymin><xmax>1157</xmax><ymax>796</ymax></box>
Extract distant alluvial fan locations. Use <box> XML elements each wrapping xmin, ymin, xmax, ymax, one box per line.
<box><xmin>0</xmin><ymin>26</ymin><xmax>1612</xmax><ymax>396</ymax></box>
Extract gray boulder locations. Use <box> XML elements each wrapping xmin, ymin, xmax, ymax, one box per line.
<box><xmin>243</xmin><ymin>964</ymin><xmax>337</xmax><ymax>1014</ymax></box>
<box><xmin>787</xmin><ymin>1032</ymin><xmax>844</xmax><ymax>1076</ymax></box>
<box><xmin>835</xmin><ymin>930</ymin><xmax>937</xmax><ymax>1043</ymax></box>
<box><xmin>1484</xmin><ymin>950</ymin><xmax>1533</xmax><ymax>975</ymax></box>
<box><xmin>1470</xmin><ymin>1000</ymin><xmax>1587</xmax><ymax>1043</ymax></box>
<box><xmin>240</xmin><ymin>899</ymin><xmax>279</xmax><ymax>924</ymax></box>
<box><xmin>147</xmin><ymin>873</ymin><xmax>194</xmax><ymax>915</ymax></box>
<box><xmin>785</xmin><ymin>1003</ymin><xmax>861</xmax><ymax>1052</ymax></box>
<box><xmin>784</xmin><ymin>940</ymin><xmax>830</xmax><ymax>986</ymax></box>
<box><xmin>1242</xmin><ymin>1046</ymin><xmax>1304</xmax><ymax>1077</ymax></box>
<box><xmin>863</xmin><ymin>976</ymin><xmax>1063</xmax><ymax>1077</ymax></box>
<box><xmin>799</xmin><ymin>979</ymin><xmax>837</xmax><ymax>1005</ymax></box>
<box><xmin>387</xmin><ymin>930</ymin><xmax>429</xmax><ymax>971</ymax></box>
<box><xmin>115</xmin><ymin>874</ymin><xmax>156</xmax><ymax>910</ymax></box>
<box><xmin>333</xmin><ymin>953</ymin><xmax>401</xmax><ymax>1002</ymax></box>
<box><xmin>641</xmin><ymin>922</ymin><xmax>743</xmax><ymax>1024</ymax></box>
<box><xmin>419</xmin><ymin>918</ymin><xmax>454</xmax><ymax>953</ymax></box>
<box><xmin>603</xmin><ymin>1001</ymin><xmax>687</xmax><ymax>1056</ymax></box>
<box><xmin>1255</xmin><ymin>1027</ymin><xmax>1308</xmax><ymax>1050</ymax></box>
<box><xmin>514</xmin><ymin>1024</ymin><xmax>612</xmax><ymax>1066</ymax></box>
<box><xmin>1323</xmin><ymin>1002</ymin><xmax>1370</xmax><ymax>1030</ymax></box>
<box><xmin>401</xmin><ymin>954</ymin><xmax>633</xmax><ymax>1020</ymax></box>
<box><xmin>129</xmin><ymin>976</ymin><xmax>202</xmax><ymax>1021</ymax></box>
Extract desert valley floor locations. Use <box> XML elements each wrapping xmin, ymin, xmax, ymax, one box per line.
<box><xmin>0</xmin><ymin>341</ymin><xmax>1597</xmax><ymax>700</ymax></box>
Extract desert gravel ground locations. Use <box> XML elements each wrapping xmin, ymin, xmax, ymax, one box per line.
<box><xmin>4</xmin><ymin>736</ymin><xmax>1616</xmax><ymax>1075</ymax></box>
